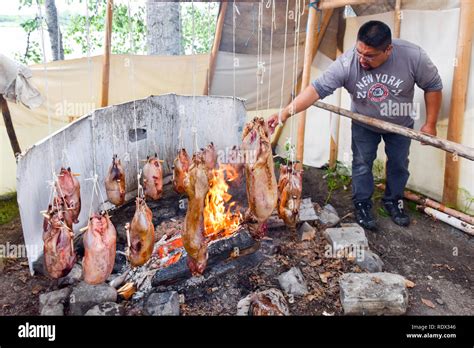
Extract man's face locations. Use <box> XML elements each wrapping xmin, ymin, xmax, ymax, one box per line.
<box><xmin>355</xmin><ymin>41</ymin><xmax>392</xmax><ymax>70</ymax></box>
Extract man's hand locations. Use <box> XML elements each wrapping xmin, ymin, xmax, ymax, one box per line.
<box><xmin>420</xmin><ymin>123</ymin><xmax>437</xmax><ymax>145</ymax></box>
<box><xmin>267</xmin><ymin>112</ymin><xmax>285</xmax><ymax>135</ymax></box>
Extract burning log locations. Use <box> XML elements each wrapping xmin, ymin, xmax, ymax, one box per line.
<box><xmin>151</xmin><ymin>230</ymin><xmax>255</xmax><ymax>286</ymax></box>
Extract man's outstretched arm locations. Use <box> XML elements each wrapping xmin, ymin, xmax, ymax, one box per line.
<box><xmin>420</xmin><ymin>90</ymin><xmax>442</xmax><ymax>140</ymax></box>
<box><xmin>267</xmin><ymin>85</ymin><xmax>320</xmax><ymax>133</ymax></box>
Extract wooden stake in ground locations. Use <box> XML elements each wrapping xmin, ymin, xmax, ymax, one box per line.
<box><xmin>100</xmin><ymin>0</ymin><xmax>113</xmax><ymax>108</ymax></box>
<box><xmin>442</xmin><ymin>0</ymin><xmax>474</xmax><ymax>207</ymax></box>
<box><xmin>0</xmin><ymin>95</ymin><xmax>21</xmax><ymax>158</ymax></box>
<box><xmin>203</xmin><ymin>1</ymin><xmax>228</xmax><ymax>96</ymax></box>
<box><xmin>314</xmin><ymin>101</ymin><xmax>474</xmax><ymax>161</ymax></box>
<box><xmin>329</xmin><ymin>47</ymin><xmax>342</xmax><ymax>169</ymax></box>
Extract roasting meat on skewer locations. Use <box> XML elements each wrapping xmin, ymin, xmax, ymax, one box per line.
<box><xmin>172</xmin><ymin>148</ymin><xmax>190</xmax><ymax>194</ymax></box>
<box><xmin>183</xmin><ymin>151</ymin><xmax>210</xmax><ymax>276</ymax></box>
<box><xmin>55</xmin><ymin>167</ymin><xmax>81</xmax><ymax>224</ymax></box>
<box><xmin>126</xmin><ymin>197</ymin><xmax>155</xmax><ymax>267</ymax></box>
<box><xmin>105</xmin><ymin>155</ymin><xmax>126</xmax><ymax>206</ymax></box>
<box><xmin>42</xmin><ymin>203</ymin><xmax>76</xmax><ymax>278</ymax></box>
<box><xmin>241</xmin><ymin>117</ymin><xmax>278</xmax><ymax>240</ymax></box>
<box><xmin>143</xmin><ymin>154</ymin><xmax>163</xmax><ymax>200</ymax></box>
<box><xmin>83</xmin><ymin>212</ymin><xmax>117</xmax><ymax>284</ymax></box>
<box><xmin>277</xmin><ymin>164</ymin><xmax>303</xmax><ymax>233</ymax></box>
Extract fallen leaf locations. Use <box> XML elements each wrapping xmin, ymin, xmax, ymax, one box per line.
<box><xmin>421</xmin><ymin>298</ymin><xmax>436</xmax><ymax>309</ymax></box>
<box><xmin>310</xmin><ymin>259</ymin><xmax>322</xmax><ymax>267</ymax></box>
<box><xmin>371</xmin><ymin>276</ymin><xmax>382</xmax><ymax>284</ymax></box>
<box><xmin>405</xmin><ymin>280</ymin><xmax>416</xmax><ymax>288</ymax></box>
<box><xmin>319</xmin><ymin>272</ymin><xmax>332</xmax><ymax>284</ymax></box>
<box><xmin>322</xmin><ymin>311</ymin><xmax>334</xmax><ymax>316</ymax></box>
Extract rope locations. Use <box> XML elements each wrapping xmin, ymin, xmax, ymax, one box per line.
<box><xmin>232</xmin><ymin>1</ymin><xmax>238</xmax><ymax>121</ymax></box>
<box><xmin>266</xmin><ymin>0</ymin><xmax>275</xmax><ymax>109</ymax></box>
<box><xmin>127</xmin><ymin>0</ymin><xmax>142</xmax><ymax>198</ymax></box>
<box><xmin>191</xmin><ymin>0</ymin><xmax>198</xmax><ymax>153</ymax></box>
<box><xmin>256</xmin><ymin>0</ymin><xmax>264</xmax><ymax>114</ymax></box>
<box><xmin>278</xmin><ymin>0</ymin><xmax>290</xmax><ymax>115</ymax></box>
<box><xmin>36</xmin><ymin>2</ymin><xmax>56</xmax><ymax>202</ymax></box>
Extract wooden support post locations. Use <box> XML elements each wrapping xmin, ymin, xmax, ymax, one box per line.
<box><xmin>328</xmin><ymin>47</ymin><xmax>342</xmax><ymax>169</ymax></box>
<box><xmin>100</xmin><ymin>0</ymin><xmax>113</xmax><ymax>108</ymax></box>
<box><xmin>0</xmin><ymin>95</ymin><xmax>21</xmax><ymax>157</ymax></box>
<box><xmin>203</xmin><ymin>1</ymin><xmax>228</xmax><ymax>96</ymax></box>
<box><xmin>442</xmin><ymin>0</ymin><xmax>474</xmax><ymax>207</ymax></box>
<box><xmin>393</xmin><ymin>0</ymin><xmax>402</xmax><ymax>39</ymax></box>
<box><xmin>295</xmin><ymin>6</ymin><xmax>334</xmax><ymax>169</ymax></box>
<box><xmin>314</xmin><ymin>101</ymin><xmax>474</xmax><ymax>161</ymax></box>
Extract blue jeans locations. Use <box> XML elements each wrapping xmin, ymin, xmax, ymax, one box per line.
<box><xmin>351</xmin><ymin>122</ymin><xmax>411</xmax><ymax>205</ymax></box>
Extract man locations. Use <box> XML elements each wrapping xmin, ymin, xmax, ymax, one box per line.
<box><xmin>268</xmin><ymin>21</ymin><xmax>442</xmax><ymax>230</ymax></box>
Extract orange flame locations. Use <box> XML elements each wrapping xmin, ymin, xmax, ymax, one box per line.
<box><xmin>204</xmin><ymin>164</ymin><xmax>242</xmax><ymax>239</ymax></box>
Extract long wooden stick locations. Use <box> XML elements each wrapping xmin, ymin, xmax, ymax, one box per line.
<box><xmin>376</xmin><ymin>183</ymin><xmax>474</xmax><ymax>225</ymax></box>
<box><xmin>442</xmin><ymin>0</ymin><xmax>474</xmax><ymax>206</ymax></box>
<box><xmin>314</xmin><ymin>101</ymin><xmax>474</xmax><ymax>161</ymax></box>
<box><xmin>203</xmin><ymin>1</ymin><xmax>228</xmax><ymax>96</ymax></box>
<box><xmin>422</xmin><ymin>206</ymin><xmax>474</xmax><ymax>236</ymax></box>
<box><xmin>0</xmin><ymin>95</ymin><xmax>21</xmax><ymax>157</ymax></box>
<box><xmin>329</xmin><ymin>47</ymin><xmax>342</xmax><ymax>169</ymax></box>
<box><xmin>393</xmin><ymin>0</ymin><xmax>402</xmax><ymax>39</ymax></box>
<box><xmin>100</xmin><ymin>0</ymin><xmax>113</xmax><ymax>107</ymax></box>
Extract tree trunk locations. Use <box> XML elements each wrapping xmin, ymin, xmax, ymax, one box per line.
<box><xmin>45</xmin><ymin>0</ymin><xmax>64</xmax><ymax>61</ymax></box>
<box><xmin>146</xmin><ymin>0</ymin><xmax>182</xmax><ymax>55</ymax></box>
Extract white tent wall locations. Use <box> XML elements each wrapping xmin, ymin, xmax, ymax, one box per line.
<box><xmin>1</xmin><ymin>53</ymin><xmax>210</xmax><ymax>194</ymax></box>
<box><xmin>273</xmin><ymin>8</ymin><xmax>473</xmax><ymax>213</ymax></box>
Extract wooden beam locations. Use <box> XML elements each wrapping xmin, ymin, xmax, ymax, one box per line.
<box><xmin>100</xmin><ymin>0</ymin><xmax>113</xmax><ymax>108</ymax></box>
<box><xmin>314</xmin><ymin>101</ymin><xmax>474</xmax><ymax>161</ymax></box>
<box><xmin>272</xmin><ymin>8</ymin><xmax>333</xmax><ymax>149</ymax></box>
<box><xmin>0</xmin><ymin>95</ymin><xmax>21</xmax><ymax>157</ymax></box>
<box><xmin>318</xmin><ymin>0</ymin><xmax>374</xmax><ymax>10</ymax></box>
<box><xmin>203</xmin><ymin>1</ymin><xmax>228</xmax><ymax>96</ymax></box>
<box><xmin>442</xmin><ymin>0</ymin><xmax>474</xmax><ymax>207</ymax></box>
<box><xmin>393</xmin><ymin>0</ymin><xmax>402</xmax><ymax>38</ymax></box>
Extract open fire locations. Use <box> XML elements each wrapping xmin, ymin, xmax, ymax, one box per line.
<box><xmin>152</xmin><ymin>164</ymin><xmax>242</xmax><ymax>269</ymax></box>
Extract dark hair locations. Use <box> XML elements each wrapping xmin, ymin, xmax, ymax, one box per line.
<box><xmin>357</xmin><ymin>21</ymin><xmax>392</xmax><ymax>51</ymax></box>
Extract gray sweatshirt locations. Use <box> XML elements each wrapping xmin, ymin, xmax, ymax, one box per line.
<box><xmin>312</xmin><ymin>39</ymin><xmax>443</xmax><ymax>131</ymax></box>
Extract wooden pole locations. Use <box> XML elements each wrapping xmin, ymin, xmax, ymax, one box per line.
<box><xmin>272</xmin><ymin>8</ymin><xmax>333</xmax><ymax>149</ymax></box>
<box><xmin>393</xmin><ymin>0</ymin><xmax>402</xmax><ymax>39</ymax></box>
<box><xmin>100</xmin><ymin>0</ymin><xmax>113</xmax><ymax>108</ymax></box>
<box><xmin>314</xmin><ymin>101</ymin><xmax>474</xmax><ymax>161</ymax></box>
<box><xmin>318</xmin><ymin>0</ymin><xmax>374</xmax><ymax>10</ymax></box>
<box><xmin>328</xmin><ymin>47</ymin><xmax>342</xmax><ymax>169</ymax></box>
<box><xmin>203</xmin><ymin>1</ymin><xmax>228</xmax><ymax>96</ymax></box>
<box><xmin>442</xmin><ymin>0</ymin><xmax>474</xmax><ymax>207</ymax></box>
<box><xmin>0</xmin><ymin>95</ymin><xmax>22</xmax><ymax>157</ymax></box>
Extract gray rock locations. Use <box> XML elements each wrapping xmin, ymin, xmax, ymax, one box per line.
<box><xmin>144</xmin><ymin>291</ymin><xmax>180</xmax><ymax>316</ymax></box>
<box><xmin>299</xmin><ymin>198</ymin><xmax>318</xmax><ymax>221</ymax></box>
<box><xmin>318</xmin><ymin>204</ymin><xmax>340</xmax><ymax>227</ymax></box>
<box><xmin>436</xmin><ymin>298</ymin><xmax>445</xmax><ymax>305</ymax></box>
<box><xmin>299</xmin><ymin>222</ymin><xmax>316</xmax><ymax>241</ymax></box>
<box><xmin>39</xmin><ymin>288</ymin><xmax>72</xmax><ymax>312</ymax></box>
<box><xmin>237</xmin><ymin>288</ymin><xmax>290</xmax><ymax>316</ymax></box>
<box><xmin>339</xmin><ymin>272</ymin><xmax>408</xmax><ymax>315</ymax></box>
<box><xmin>69</xmin><ymin>282</ymin><xmax>117</xmax><ymax>315</ymax></box>
<box><xmin>277</xmin><ymin>267</ymin><xmax>308</xmax><ymax>296</ymax></box>
<box><xmin>355</xmin><ymin>250</ymin><xmax>384</xmax><ymax>273</ymax></box>
<box><xmin>41</xmin><ymin>304</ymin><xmax>64</xmax><ymax>316</ymax></box>
<box><xmin>324</xmin><ymin>224</ymin><xmax>369</xmax><ymax>257</ymax></box>
<box><xmin>85</xmin><ymin>302</ymin><xmax>125</xmax><ymax>316</ymax></box>
<box><xmin>58</xmin><ymin>263</ymin><xmax>83</xmax><ymax>286</ymax></box>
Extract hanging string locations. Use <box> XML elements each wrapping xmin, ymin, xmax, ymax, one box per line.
<box><xmin>278</xmin><ymin>0</ymin><xmax>290</xmax><ymax>115</ymax></box>
<box><xmin>256</xmin><ymin>0</ymin><xmax>264</xmax><ymax>114</ymax></box>
<box><xmin>232</xmin><ymin>1</ymin><xmax>237</xmax><ymax>121</ymax></box>
<box><xmin>36</xmin><ymin>1</ymin><xmax>61</xmax><ymax>210</ymax></box>
<box><xmin>266</xmin><ymin>0</ymin><xmax>275</xmax><ymax>109</ymax></box>
<box><xmin>207</xmin><ymin>1</ymin><xmax>212</xmax><ymax>96</ymax></box>
<box><xmin>191</xmin><ymin>0</ymin><xmax>198</xmax><ymax>153</ymax></box>
<box><xmin>127</xmin><ymin>0</ymin><xmax>143</xmax><ymax>198</ymax></box>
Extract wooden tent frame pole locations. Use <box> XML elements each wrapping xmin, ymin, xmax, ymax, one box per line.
<box><xmin>442</xmin><ymin>0</ymin><xmax>474</xmax><ymax>207</ymax></box>
<box><xmin>314</xmin><ymin>101</ymin><xmax>474</xmax><ymax>161</ymax></box>
<box><xmin>100</xmin><ymin>0</ymin><xmax>113</xmax><ymax>107</ymax></box>
<box><xmin>272</xmin><ymin>7</ymin><xmax>333</xmax><ymax>149</ymax></box>
<box><xmin>203</xmin><ymin>1</ymin><xmax>228</xmax><ymax>95</ymax></box>
<box><xmin>0</xmin><ymin>95</ymin><xmax>21</xmax><ymax>158</ymax></box>
<box><xmin>328</xmin><ymin>47</ymin><xmax>342</xmax><ymax>169</ymax></box>
<box><xmin>393</xmin><ymin>0</ymin><xmax>402</xmax><ymax>38</ymax></box>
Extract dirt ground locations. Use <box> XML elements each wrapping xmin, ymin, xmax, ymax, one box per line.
<box><xmin>0</xmin><ymin>166</ymin><xmax>472</xmax><ymax>315</ymax></box>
